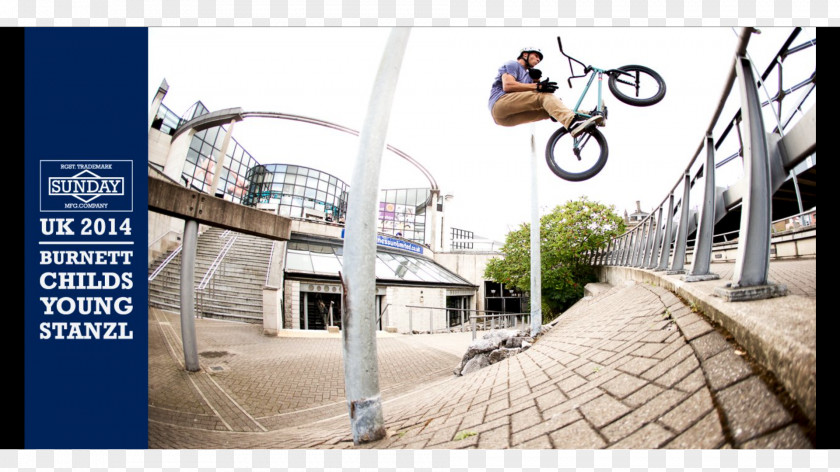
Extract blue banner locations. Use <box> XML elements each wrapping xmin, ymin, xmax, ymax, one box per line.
<box><xmin>24</xmin><ymin>28</ymin><xmax>149</xmax><ymax>448</ymax></box>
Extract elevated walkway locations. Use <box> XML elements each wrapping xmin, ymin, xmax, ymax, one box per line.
<box><xmin>148</xmin><ymin>258</ymin><xmax>815</xmax><ymax>449</ymax></box>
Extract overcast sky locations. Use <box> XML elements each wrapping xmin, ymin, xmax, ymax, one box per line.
<box><xmin>149</xmin><ymin>27</ymin><xmax>815</xmax><ymax>243</ymax></box>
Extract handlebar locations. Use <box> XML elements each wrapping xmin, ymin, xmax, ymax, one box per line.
<box><xmin>557</xmin><ymin>36</ymin><xmax>592</xmax><ymax>88</ymax></box>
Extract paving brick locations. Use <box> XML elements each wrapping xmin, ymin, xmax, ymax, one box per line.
<box><xmin>600</xmin><ymin>373</ymin><xmax>648</xmax><ymax>399</ymax></box>
<box><xmin>716</xmin><ymin>376</ymin><xmax>793</xmax><ymax>445</ymax></box>
<box><xmin>640</xmin><ymin>344</ymin><xmax>692</xmax><ymax>382</ymax></box>
<box><xmin>557</xmin><ymin>373</ymin><xmax>587</xmax><ymax>393</ymax></box>
<box><xmin>673</xmin><ymin>368</ymin><xmax>706</xmax><ymax>393</ymax></box>
<box><xmin>663</xmin><ymin>411</ymin><xmax>726</xmax><ymax>449</ymax></box>
<box><xmin>512</xmin><ymin>434</ymin><xmax>553</xmax><ymax>449</ymax></box>
<box><xmin>631</xmin><ymin>342</ymin><xmax>667</xmax><ymax>358</ymax></box>
<box><xmin>510</xmin><ymin>408</ymin><xmax>582</xmax><ymax>446</ymax></box>
<box><xmin>659</xmin><ymin>388</ymin><xmax>714</xmax><ymax>433</ymax></box>
<box><xmin>616</xmin><ymin>356</ymin><xmax>659</xmax><ymax>376</ymax></box>
<box><xmin>678</xmin><ymin>318</ymin><xmax>715</xmax><ymax>341</ymax></box>
<box><xmin>601</xmin><ymin>389</ymin><xmax>687</xmax><ymax>443</ymax></box>
<box><xmin>608</xmin><ymin>422</ymin><xmax>673</xmax><ymax>449</ymax></box>
<box><xmin>534</xmin><ymin>386</ymin><xmax>568</xmax><ymax>413</ymax></box>
<box><xmin>653</xmin><ymin>356</ymin><xmax>700</xmax><ymax>388</ymax></box>
<box><xmin>477</xmin><ymin>425</ymin><xmax>509</xmax><ymax>449</ymax></box>
<box><xmin>542</xmin><ymin>387</ymin><xmax>602</xmax><ymax>419</ymax></box>
<box><xmin>579</xmin><ymin>394</ymin><xmax>631</xmax><ymax>428</ymax></box>
<box><xmin>740</xmin><ymin>424</ymin><xmax>812</xmax><ymax>449</ymax></box>
<box><xmin>689</xmin><ymin>332</ymin><xmax>731</xmax><ymax>361</ymax></box>
<box><xmin>548</xmin><ymin>420</ymin><xmax>607</xmax><ymax>449</ymax></box>
<box><xmin>510</xmin><ymin>406</ymin><xmax>543</xmax><ymax>433</ymax></box>
<box><xmin>703</xmin><ymin>349</ymin><xmax>754</xmax><ymax>392</ymax></box>
<box><xmin>624</xmin><ymin>383</ymin><xmax>665</xmax><ymax>409</ymax></box>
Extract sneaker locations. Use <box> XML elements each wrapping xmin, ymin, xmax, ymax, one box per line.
<box><xmin>569</xmin><ymin>115</ymin><xmax>605</xmax><ymax>137</ymax></box>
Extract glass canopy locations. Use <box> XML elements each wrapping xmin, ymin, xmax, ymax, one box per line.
<box><xmin>285</xmin><ymin>241</ymin><xmax>474</xmax><ymax>287</ymax></box>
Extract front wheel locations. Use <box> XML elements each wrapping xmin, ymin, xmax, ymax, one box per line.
<box><xmin>608</xmin><ymin>65</ymin><xmax>666</xmax><ymax>107</ymax></box>
<box><xmin>545</xmin><ymin>126</ymin><xmax>609</xmax><ymax>182</ymax></box>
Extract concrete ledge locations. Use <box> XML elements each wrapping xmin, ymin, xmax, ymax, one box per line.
<box><xmin>584</xmin><ymin>283</ymin><xmax>612</xmax><ymax>298</ymax></box>
<box><xmin>148</xmin><ymin>176</ymin><xmax>292</xmax><ymax>241</ymax></box>
<box><xmin>596</xmin><ymin>265</ymin><xmax>816</xmax><ymax>425</ymax></box>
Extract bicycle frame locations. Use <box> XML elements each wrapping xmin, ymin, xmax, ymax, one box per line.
<box><xmin>570</xmin><ymin>68</ymin><xmax>607</xmax><ymax>119</ymax></box>
<box><xmin>557</xmin><ymin>36</ymin><xmax>606</xmax><ymax>120</ymax></box>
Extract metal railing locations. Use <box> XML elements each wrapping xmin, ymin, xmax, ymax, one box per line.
<box><xmin>148</xmin><ymin>245</ymin><xmax>182</xmax><ymax>281</ymax></box>
<box><xmin>591</xmin><ymin>27</ymin><xmax>815</xmax><ymax>298</ymax></box>
<box><xmin>195</xmin><ymin>233</ymin><xmax>238</xmax><ymax>318</ymax></box>
<box><xmin>404</xmin><ymin>305</ymin><xmax>531</xmax><ymax>340</ymax></box>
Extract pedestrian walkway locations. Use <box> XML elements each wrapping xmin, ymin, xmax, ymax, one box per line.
<box><xmin>148</xmin><ymin>259</ymin><xmax>815</xmax><ymax>449</ymax></box>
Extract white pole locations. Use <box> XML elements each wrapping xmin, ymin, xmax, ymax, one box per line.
<box><xmin>529</xmin><ymin>124</ymin><xmax>542</xmax><ymax>337</ymax></box>
<box><xmin>341</xmin><ymin>27</ymin><xmax>411</xmax><ymax>445</ymax></box>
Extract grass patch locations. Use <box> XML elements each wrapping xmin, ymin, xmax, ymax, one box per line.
<box><xmin>453</xmin><ymin>430</ymin><xmax>477</xmax><ymax>441</ymax></box>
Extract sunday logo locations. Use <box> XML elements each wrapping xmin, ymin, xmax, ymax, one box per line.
<box><xmin>40</xmin><ymin>160</ymin><xmax>133</xmax><ymax>212</ymax></box>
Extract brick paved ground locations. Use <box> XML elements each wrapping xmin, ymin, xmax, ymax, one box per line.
<box><xmin>150</xmin><ymin>309</ymin><xmax>466</xmax><ymax>433</ymax></box>
<box><xmin>149</xmin><ymin>258</ymin><xmax>815</xmax><ymax>448</ymax></box>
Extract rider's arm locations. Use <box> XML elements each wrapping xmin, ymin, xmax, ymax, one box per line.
<box><xmin>501</xmin><ymin>73</ymin><xmax>538</xmax><ymax>93</ymax></box>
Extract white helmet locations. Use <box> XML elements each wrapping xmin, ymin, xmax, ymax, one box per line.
<box><xmin>519</xmin><ymin>47</ymin><xmax>543</xmax><ymax>61</ymax></box>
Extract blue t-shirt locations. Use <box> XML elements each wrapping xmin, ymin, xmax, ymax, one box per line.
<box><xmin>488</xmin><ymin>60</ymin><xmax>533</xmax><ymax>111</ymax></box>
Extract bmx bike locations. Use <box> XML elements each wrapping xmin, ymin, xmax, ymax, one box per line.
<box><xmin>545</xmin><ymin>36</ymin><xmax>667</xmax><ymax>182</ymax></box>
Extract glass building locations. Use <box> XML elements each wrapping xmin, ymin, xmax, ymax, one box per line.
<box><xmin>377</xmin><ymin>188</ymin><xmax>430</xmax><ymax>244</ymax></box>
<box><xmin>244</xmin><ymin>164</ymin><xmax>350</xmax><ymax>221</ymax></box>
<box><xmin>160</xmin><ymin>100</ymin><xmax>434</xmax><ymax>246</ymax></box>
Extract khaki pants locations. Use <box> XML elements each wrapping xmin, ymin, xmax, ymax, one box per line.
<box><xmin>491</xmin><ymin>91</ymin><xmax>577</xmax><ymax>129</ymax></box>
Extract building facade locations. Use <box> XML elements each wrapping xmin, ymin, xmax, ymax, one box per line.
<box><xmin>148</xmin><ymin>83</ymin><xmax>513</xmax><ymax>333</ymax></box>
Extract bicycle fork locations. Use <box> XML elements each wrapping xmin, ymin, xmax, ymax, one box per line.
<box><xmin>572</xmin><ymin>132</ymin><xmax>593</xmax><ymax>160</ymax></box>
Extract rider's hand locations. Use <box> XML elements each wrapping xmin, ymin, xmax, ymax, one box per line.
<box><xmin>528</xmin><ymin>68</ymin><xmax>543</xmax><ymax>81</ymax></box>
<box><xmin>536</xmin><ymin>78</ymin><xmax>558</xmax><ymax>93</ymax></box>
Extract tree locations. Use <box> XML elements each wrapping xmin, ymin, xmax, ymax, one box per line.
<box><xmin>484</xmin><ymin>197</ymin><xmax>625</xmax><ymax>316</ymax></box>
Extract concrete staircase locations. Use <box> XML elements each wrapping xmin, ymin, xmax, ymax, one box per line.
<box><xmin>148</xmin><ymin>227</ymin><xmax>274</xmax><ymax>323</ymax></box>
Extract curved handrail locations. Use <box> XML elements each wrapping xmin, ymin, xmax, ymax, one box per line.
<box><xmin>597</xmin><ymin>27</ymin><xmax>816</xmax><ymax>291</ymax></box>
<box><xmin>171</xmin><ymin>109</ymin><xmax>439</xmax><ymax>191</ymax></box>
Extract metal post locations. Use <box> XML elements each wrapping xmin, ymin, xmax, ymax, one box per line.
<box><xmin>180</xmin><ymin>219</ymin><xmax>200</xmax><ymax>372</ymax></box>
<box><xmin>646</xmin><ymin>206</ymin><xmax>664</xmax><ymax>268</ymax></box>
<box><xmin>644</xmin><ymin>216</ymin><xmax>656</xmax><ymax>267</ymax></box>
<box><xmin>637</xmin><ymin>220</ymin><xmax>651</xmax><ymax>267</ymax></box>
<box><xmin>529</xmin><ymin>124</ymin><xmax>542</xmax><ymax>337</ymax></box>
<box><xmin>471</xmin><ymin>314</ymin><xmax>476</xmax><ymax>340</ymax></box>
<box><xmin>429</xmin><ymin>308</ymin><xmax>433</xmax><ymax>333</ymax></box>
<box><xmin>617</xmin><ymin>236</ymin><xmax>627</xmax><ymax>266</ymax></box>
<box><xmin>210</xmin><ymin>119</ymin><xmax>236</xmax><ymax>198</ymax></box>
<box><xmin>732</xmin><ymin>56</ymin><xmax>772</xmax><ymax>286</ymax></box>
<box><xmin>341</xmin><ymin>27</ymin><xmax>410</xmax><ymax>445</ymax></box>
<box><xmin>600</xmin><ymin>241</ymin><xmax>610</xmax><ymax>266</ymax></box>
<box><xmin>715</xmin><ymin>56</ymin><xmax>787</xmax><ymax>300</ymax></box>
<box><xmin>686</xmin><ymin>134</ymin><xmax>721</xmax><ymax>281</ymax></box>
<box><xmin>656</xmin><ymin>195</ymin><xmax>675</xmax><ymax>271</ymax></box>
<box><xmin>623</xmin><ymin>231</ymin><xmax>634</xmax><ymax>266</ymax></box>
<box><xmin>635</xmin><ymin>226</ymin><xmax>646</xmax><ymax>267</ymax></box>
<box><xmin>669</xmin><ymin>173</ymin><xmax>691</xmax><ymax>274</ymax></box>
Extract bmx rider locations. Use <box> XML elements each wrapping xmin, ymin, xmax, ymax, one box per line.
<box><xmin>488</xmin><ymin>47</ymin><xmax>604</xmax><ymax>136</ymax></box>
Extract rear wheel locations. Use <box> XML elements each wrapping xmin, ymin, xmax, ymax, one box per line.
<box><xmin>608</xmin><ymin>65</ymin><xmax>666</xmax><ymax>107</ymax></box>
<box><xmin>545</xmin><ymin>126</ymin><xmax>609</xmax><ymax>182</ymax></box>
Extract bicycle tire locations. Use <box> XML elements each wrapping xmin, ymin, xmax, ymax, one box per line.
<box><xmin>545</xmin><ymin>126</ymin><xmax>609</xmax><ymax>182</ymax></box>
<box><xmin>608</xmin><ymin>65</ymin><xmax>666</xmax><ymax>107</ymax></box>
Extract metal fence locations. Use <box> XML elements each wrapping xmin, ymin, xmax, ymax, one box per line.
<box><xmin>590</xmin><ymin>28</ymin><xmax>815</xmax><ymax>300</ymax></box>
<box><xmin>404</xmin><ymin>305</ymin><xmax>531</xmax><ymax>340</ymax></box>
